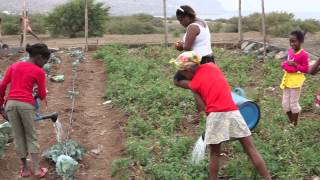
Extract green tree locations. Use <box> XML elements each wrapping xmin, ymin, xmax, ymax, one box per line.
<box><xmin>0</xmin><ymin>13</ymin><xmax>20</xmax><ymax>35</ymax></box>
<box><xmin>0</xmin><ymin>13</ymin><xmax>47</xmax><ymax>35</ymax></box>
<box><xmin>296</xmin><ymin>19</ymin><xmax>320</xmax><ymax>33</ymax></box>
<box><xmin>47</xmin><ymin>0</ymin><xmax>109</xmax><ymax>38</ymax></box>
<box><xmin>242</xmin><ymin>13</ymin><xmax>261</xmax><ymax>32</ymax></box>
<box><xmin>105</xmin><ymin>14</ymin><xmax>164</xmax><ymax>35</ymax></box>
<box><xmin>29</xmin><ymin>14</ymin><xmax>48</xmax><ymax>34</ymax></box>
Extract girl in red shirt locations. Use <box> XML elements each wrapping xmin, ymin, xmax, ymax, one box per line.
<box><xmin>0</xmin><ymin>43</ymin><xmax>50</xmax><ymax>178</ymax></box>
<box><xmin>172</xmin><ymin>52</ymin><xmax>271</xmax><ymax>180</ymax></box>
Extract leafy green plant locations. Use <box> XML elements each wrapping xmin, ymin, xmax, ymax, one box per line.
<box><xmin>47</xmin><ymin>0</ymin><xmax>109</xmax><ymax>37</ymax></box>
<box><xmin>95</xmin><ymin>45</ymin><xmax>320</xmax><ymax>179</ymax></box>
<box><xmin>29</xmin><ymin>14</ymin><xmax>48</xmax><ymax>34</ymax></box>
<box><xmin>42</xmin><ymin>140</ymin><xmax>85</xmax><ymax>162</ymax></box>
<box><xmin>56</xmin><ymin>155</ymin><xmax>79</xmax><ymax>180</ymax></box>
<box><xmin>106</xmin><ymin>14</ymin><xmax>163</xmax><ymax>35</ymax></box>
<box><xmin>0</xmin><ymin>122</ymin><xmax>12</xmax><ymax>157</ymax></box>
<box><xmin>111</xmin><ymin>158</ymin><xmax>132</xmax><ymax>178</ymax></box>
<box><xmin>213</xmin><ymin>12</ymin><xmax>320</xmax><ymax>36</ymax></box>
<box><xmin>0</xmin><ymin>13</ymin><xmax>47</xmax><ymax>35</ymax></box>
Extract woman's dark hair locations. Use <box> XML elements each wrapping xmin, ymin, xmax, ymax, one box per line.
<box><xmin>2</xmin><ymin>44</ymin><xmax>9</xmax><ymax>49</ymax></box>
<box><xmin>176</xmin><ymin>5</ymin><xmax>196</xmax><ymax>19</ymax></box>
<box><xmin>290</xmin><ymin>30</ymin><xmax>306</xmax><ymax>43</ymax></box>
<box><xmin>26</xmin><ymin>43</ymin><xmax>51</xmax><ymax>60</ymax></box>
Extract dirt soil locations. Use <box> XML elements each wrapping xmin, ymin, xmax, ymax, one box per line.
<box><xmin>0</xmin><ymin>51</ymin><xmax>126</xmax><ymax>180</ymax></box>
<box><xmin>1</xmin><ymin>32</ymin><xmax>320</xmax><ymax>56</ymax></box>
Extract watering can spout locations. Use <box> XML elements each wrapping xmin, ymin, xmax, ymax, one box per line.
<box><xmin>35</xmin><ymin>112</ymin><xmax>59</xmax><ymax>123</ymax></box>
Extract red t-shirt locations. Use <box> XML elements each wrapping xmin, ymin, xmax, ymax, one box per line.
<box><xmin>189</xmin><ymin>63</ymin><xmax>238</xmax><ymax>113</ymax></box>
<box><xmin>0</xmin><ymin>61</ymin><xmax>46</xmax><ymax>106</ymax></box>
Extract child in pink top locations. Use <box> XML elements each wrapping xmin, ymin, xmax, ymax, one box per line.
<box><xmin>280</xmin><ymin>30</ymin><xmax>309</xmax><ymax>126</ymax></box>
<box><xmin>281</xmin><ymin>48</ymin><xmax>309</xmax><ymax>73</ymax></box>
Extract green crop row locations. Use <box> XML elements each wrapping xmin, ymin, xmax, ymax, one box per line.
<box><xmin>95</xmin><ymin>45</ymin><xmax>320</xmax><ymax>179</ymax></box>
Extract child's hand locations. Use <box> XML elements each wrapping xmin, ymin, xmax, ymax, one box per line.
<box><xmin>287</xmin><ymin>60</ymin><xmax>297</xmax><ymax>66</ymax></box>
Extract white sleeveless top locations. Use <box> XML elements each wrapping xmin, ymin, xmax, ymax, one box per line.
<box><xmin>183</xmin><ymin>22</ymin><xmax>212</xmax><ymax>57</ymax></box>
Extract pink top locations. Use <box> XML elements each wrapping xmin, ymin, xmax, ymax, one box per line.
<box><xmin>281</xmin><ymin>48</ymin><xmax>309</xmax><ymax>73</ymax></box>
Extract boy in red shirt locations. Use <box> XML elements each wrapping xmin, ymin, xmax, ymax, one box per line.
<box><xmin>0</xmin><ymin>43</ymin><xmax>50</xmax><ymax>178</ymax></box>
<box><xmin>171</xmin><ymin>52</ymin><xmax>271</xmax><ymax>180</ymax></box>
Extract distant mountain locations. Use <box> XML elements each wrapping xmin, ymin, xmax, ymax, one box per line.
<box><xmin>0</xmin><ymin>0</ymin><xmax>226</xmax><ymax>17</ymax></box>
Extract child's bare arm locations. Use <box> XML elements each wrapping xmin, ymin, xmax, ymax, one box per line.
<box><xmin>194</xmin><ymin>93</ymin><xmax>206</xmax><ymax>113</ymax></box>
<box><xmin>174</xmin><ymin>80</ymin><xmax>206</xmax><ymax>113</ymax></box>
<box><xmin>309</xmin><ymin>58</ymin><xmax>320</xmax><ymax>75</ymax></box>
<box><xmin>173</xmin><ymin>79</ymin><xmax>190</xmax><ymax>89</ymax></box>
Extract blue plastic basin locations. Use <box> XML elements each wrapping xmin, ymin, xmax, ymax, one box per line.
<box><xmin>231</xmin><ymin>88</ymin><xmax>260</xmax><ymax>130</ymax></box>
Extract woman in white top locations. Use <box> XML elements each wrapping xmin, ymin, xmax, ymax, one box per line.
<box><xmin>173</xmin><ymin>5</ymin><xmax>214</xmax><ymax>120</ymax></box>
<box><xmin>175</xmin><ymin>5</ymin><xmax>214</xmax><ymax>65</ymax></box>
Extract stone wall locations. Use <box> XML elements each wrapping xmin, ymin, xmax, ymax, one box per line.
<box><xmin>240</xmin><ymin>40</ymin><xmax>319</xmax><ymax>61</ymax></box>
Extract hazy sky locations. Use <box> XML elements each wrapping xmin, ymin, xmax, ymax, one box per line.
<box><xmin>217</xmin><ymin>0</ymin><xmax>318</xmax><ymax>13</ymax></box>
<box><xmin>213</xmin><ymin>0</ymin><xmax>319</xmax><ymax>19</ymax></box>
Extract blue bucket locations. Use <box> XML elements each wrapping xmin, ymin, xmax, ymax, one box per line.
<box><xmin>231</xmin><ymin>88</ymin><xmax>260</xmax><ymax>130</ymax></box>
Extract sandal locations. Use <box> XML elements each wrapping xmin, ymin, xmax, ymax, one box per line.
<box><xmin>34</xmin><ymin>167</ymin><xmax>48</xmax><ymax>179</ymax></box>
<box><xmin>20</xmin><ymin>168</ymin><xmax>32</xmax><ymax>178</ymax></box>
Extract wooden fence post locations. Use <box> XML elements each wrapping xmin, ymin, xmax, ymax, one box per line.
<box><xmin>0</xmin><ymin>18</ymin><xmax>2</xmax><ymax>38</ymax></box>
<box><xmin>22</xmin><ymin>0</ymin><xmax>27</xmax><ymax>48</ymax></box>
<box><xmin>238</xmin><ymin>0</ymin><xmax>243</xmax><ymax>42</ymax></box>
<box><xmin>261</xmin><ymin>0</ymin><xmax>267</xmax><ymax>59</ymax></box>
<box><xmin>85</xmin><ymin>0</ymin><xmax>89</xmax><ymax>51</ymax></box>
<box><xmin>163</xmin><ymin>0</ymin><xmax>168</xmax><ymax>47</ymax></box>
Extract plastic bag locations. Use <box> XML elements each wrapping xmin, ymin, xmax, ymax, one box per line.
<box><xmin>56</xmin><ymin>155</ymin><xmax>79</xmax><ymax>180</ymax></box>
<box><xmin>50</xmin><ymin>75</ymin><xmax>65</xmax><ymax>82</ymax></box>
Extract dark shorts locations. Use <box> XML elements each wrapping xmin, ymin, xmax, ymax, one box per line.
<box><xmin>174</xmin><ymin>54</ymin><xmax>215</xmax><ymax>81</ymax></box>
